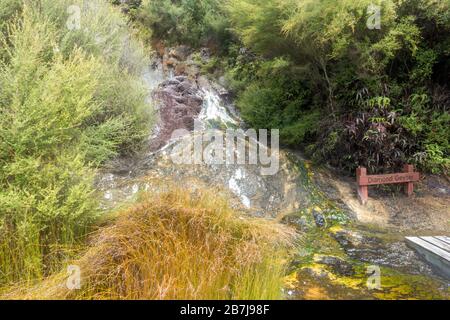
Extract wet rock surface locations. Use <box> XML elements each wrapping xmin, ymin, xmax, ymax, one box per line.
<box><xmin>289</xmin><ymin>268</ymin><xmax>373</xmax><ymax>300</ymax></box>
<box><xmin>137</xmin><ymin>140</ymin><xmax>312</xmax><ymax>217</ymax></box>
<box><xmin>332</xmin><ymin>229</ymin><xmax>435</xmax><ymax>276</ymax></box>
<box><xmin>98</xmin><ymin>47</ymin><xmax>316</xmax><ymax>218</ymax></box>
<box><xmin>313</xmin><ymin>209</ymin><xmax>326</xmax><ymax>228</ymax></box>
<box><xmin>316</xmin><ymin>256</ymin><xmax>356</xmax><ymax>277</ymax></box>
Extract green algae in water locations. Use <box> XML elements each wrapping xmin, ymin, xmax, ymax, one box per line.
<box><xmin>374</xmin><ymin>267</ymin><xmax>449</xmax><ymax>300</ymax></box>
<box><xmin>288</xmin><ymin>255</ymin><xmax>449</xmax><ymax>300</ymax></box>
<box><xmin>286</xmin><ymin>153</ymin><xmax>350</xmax><ymax>226</ymax></box>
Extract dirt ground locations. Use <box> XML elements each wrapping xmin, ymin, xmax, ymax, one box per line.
<box><xmin>312</xmin><ymin>166</ymin><xmax>450</xmax><ymax>235</ymax></box>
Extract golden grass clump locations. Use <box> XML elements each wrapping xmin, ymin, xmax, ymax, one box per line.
<box><xmin>4</xmin><ymin>188</ymin><xmax>295</xmax><ymax>300</ymax></box>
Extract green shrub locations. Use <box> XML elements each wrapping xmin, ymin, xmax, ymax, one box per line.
<box><xmin>230</xmin><ymin>53</ymin><xmax>318</xmax><ymax>147</ymax></box>
<box><xmin>131</xmin><ymin>0</ymin><xmax>232</xmax><ymax>49</ymax></box>
<box><xmin>0</xmin><ymin>1</ymin><xmax>152</xmax><ymax>285</ymax></box>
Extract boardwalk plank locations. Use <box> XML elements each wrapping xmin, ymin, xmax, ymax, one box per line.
<box><xmin>436</xmin><ymin>236</ymin><xmax>450</xmax><ymax>246</ymax></box>
<box><xmin>406</xmin><ymin>237</ymin><xmax>450</xmax><ymax>261</ymax></box>
<box><xmin>420</xmin><ymin>236</ymin><xmax>450</xmax><ymax>252</ymax></box>
<box><xmin>405</xmin><ymin>236</ymin><xmax>450</xmax><ymax>280</ymax></box>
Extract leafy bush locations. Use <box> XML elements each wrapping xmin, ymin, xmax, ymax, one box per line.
<box><xmin>229</xmin><ymin>55</ymin><xmax>319</xmax><ymax>146</ymax></box>
<box><xmin>0</xmin><ymin>1</ymin><xmax>152</xmax><ymax>285</ymax></box>
<box><xmin>309</xmin><ymin>93</ymin><xmax>449</xmax><ymax>174</ymax></box>
<box><xmin>311</xmin><ymin>99</ymin><xmax>414</xmax><ymax>173</ymax></box>
<box><xmin>128</xmin><ymin>0</ymin><xmax>233</xmax><ymax>49</ymax></box>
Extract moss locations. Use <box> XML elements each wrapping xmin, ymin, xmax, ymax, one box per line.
<box><xmin>373</xmin><ymin>267</ymin><xmax>449</xmax><ymax>300</ymax></box>
<box><xmin>284</xmin><ymin>272</ymin><xmax>299</xmax><ymax>290</ymax></box>
<box><xmin>293</xmin><ymin>255</ymin><xmax>449</xmax><ymax>300</ymax></box>
<box><xmin>329</xmin><ymin>225</ymin><xmax>344</xmax><ymax>234</ymax></box>
<box><xmin>286</xmin><ymin>154</ymin><xmax>351</xmax><ymax>227</ymax></box>
<box><xmin>295</xmin><ymin>229</ymin><xmax>346</xmax><ymax>264</ymax></box>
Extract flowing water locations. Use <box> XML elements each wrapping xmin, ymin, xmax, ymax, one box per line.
<box><xmin>95</xmin><ymin>56</ymin><xmax>449</xmax><ymax>300</ymax></box>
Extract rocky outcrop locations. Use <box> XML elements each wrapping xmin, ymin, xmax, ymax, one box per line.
<box><xmin>162</xmin><ymin>45</ymin><xmax>197</xmax><ymax>79</ymax></box>
<box><xmin>151</xmin><ymin>76</ymin><xmax>203</xmax><ymax>151</ymax></box>
<box><xmin>150</xmin><ymin>45</ymin><xmax>232</xmax><ymax>152</ymax></box>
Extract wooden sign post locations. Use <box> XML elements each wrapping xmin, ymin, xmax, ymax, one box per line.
<box><xmin>356</xmin><ymin>164</ymin><xmax>420</xmax><ymax>205</ymax></box>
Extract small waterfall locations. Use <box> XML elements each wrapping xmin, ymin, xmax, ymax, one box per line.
<box><xmin>199</xmin><ymin>89</ymin><xmax>238</xmax><ymax>129</ymax></box>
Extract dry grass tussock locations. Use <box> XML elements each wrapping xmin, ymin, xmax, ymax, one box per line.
<box><xmin>3</xmin><ymin>188</ymin><xmax>296</xmax><ymax>300</ymax></box>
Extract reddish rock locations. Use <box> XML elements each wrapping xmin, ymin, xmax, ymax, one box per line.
<box><xmin>169</xmin><ymin>45</ymin><xmax>191</xmax><ymax>61</ymax></box>
<box><xmin>150</xmin><ymin>76</ymin><xmax>203</xmax><ymax>151</ymax></box>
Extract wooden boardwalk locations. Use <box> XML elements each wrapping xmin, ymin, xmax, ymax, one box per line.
<box><xmin>405</xmin><ymin>236</ymin><xmax>450</xmax><ymax>280</ymax></box>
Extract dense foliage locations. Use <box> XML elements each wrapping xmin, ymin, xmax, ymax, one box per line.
<box><xmin>0</xmin><ymin>0</ymin><xmax>152</xmax><ymax>284</ymax></box>
<box><xmin>125</xmin><ymin>0</ymin><xmax>233</xmax><ymax>49</ymax></box>
<box><xmin>122</xmin><ymin>0</ymin><xmax>449</xmax><ymax>174</ymax></box>
<box><xmin>226</xmin><ymin>0</ymin><xmax>450</xmax><ymax>174</ymax></box>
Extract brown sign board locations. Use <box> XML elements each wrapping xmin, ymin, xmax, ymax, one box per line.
<box><xmin>358</xmin><ymin>172</ymin><xmax>420</xmax><ymax>186</ymax></box>
<box><xmin>356</xmin><ymin>165</ymin><xmax>420</xmax><ymax>205</ymax></box>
